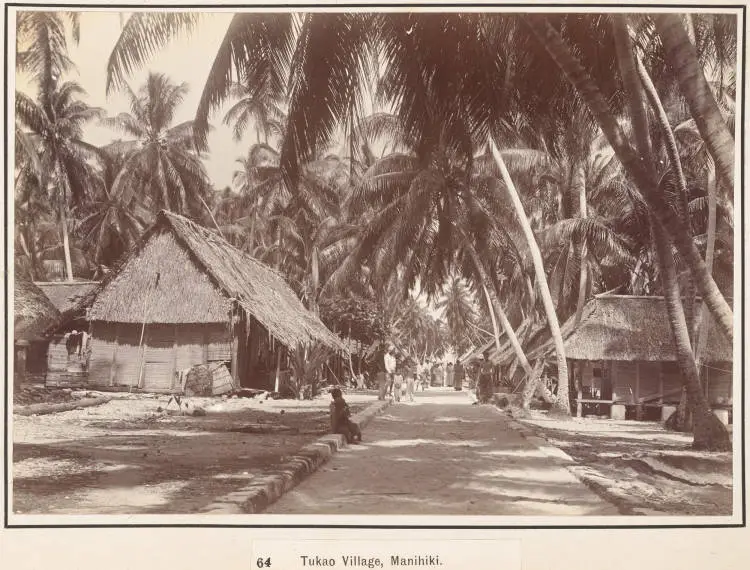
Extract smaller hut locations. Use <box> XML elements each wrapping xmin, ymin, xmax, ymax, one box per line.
<box><xmin>13</xmin><ymin>278</ymin><xmax>61</xmax><ymax>387</ymax></box>
<box><xmin>35</xmin><ymin>281</ymin><xmax>99</xmax><ymax>386</ymax></box>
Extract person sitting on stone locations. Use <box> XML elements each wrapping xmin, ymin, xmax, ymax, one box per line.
<box><xmin>330</xmin><ymin>388</ymin><xmax>362</xmax><ymax>443</ymax></box>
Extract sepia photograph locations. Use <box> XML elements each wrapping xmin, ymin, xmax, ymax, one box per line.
<box><xmin>4</xmin><ymin>0</ymin><xmax>744</xmax><ymax>537</ymax></box>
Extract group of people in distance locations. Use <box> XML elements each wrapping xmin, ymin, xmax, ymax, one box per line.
<box><xmin>330</xmin><ymin>344</ymin><xmax>498</xmax><ymax>444</ymax></box>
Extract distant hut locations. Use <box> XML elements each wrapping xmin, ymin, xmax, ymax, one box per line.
<box><xmin>13</xmin><ymin>278</ymin><xmax>60</xmax><ymax>387</ymax></box>
<box><xmin>562</xmin><ymin>295</ymin><xmax>733</xmax><ymax>422</ymax></box>
<box><xmin>86</xmin><ymin>211</ymin><xmax>345</xmax><ymax>393</ymax></box>
<box><xmin>34</xmin><ymin>281</ymin><xmax>100</xmax><ymax>386</ymax></box>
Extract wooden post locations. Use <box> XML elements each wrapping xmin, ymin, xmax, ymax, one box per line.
<box><xmin>635</xmin><ymin>361</ymin><xmax>642</xmax><ymax>420</ymax></box>
<box><xmin>230</xmin><ymin>306</ymin><xmax>240</xmax><ymax>386</ymax></box>
<box><xmin>172</xmin><ymin>325</ymin><xmax>179</xmax><ymax>391</ymax></box>
<box><xmin>273</xmin><ymin>341</ymin><xmax>282</xmax><ymax>393</ymax></box>
<box><xmin>109</xmin><ymin>323</ymin><xmax>119</xmax><ymax>386</ymax></box>
<box><xmin>576</xmin><ymin>362</ymin><xmax>583</xmax><ymax>418</ymax></box>
<box><xmin>15</xmin><ymin>341</ymin><xmax>28</xmax><ymax>392</ymax></box>
<box><xmin>658</xmin><ymin>363</ymin><xmax>664</xmax><ymax>405</ymax></box>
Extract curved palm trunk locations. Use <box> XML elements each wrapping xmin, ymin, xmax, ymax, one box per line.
<box><xmin>525</xmin><ymin>15</ymin><xmax>733</xmax><ymax>343</ymax></box>
<box><xmin>654</xmin><ymin>14</ymin><xmax>735</xmax><ymax>189</ymax></box>
<box><xmin>489</xmin><ymin>137</ymin><xmax>570</xmax><ymax>414</ymax></box>
<box><xmin>636</xmin><ymin>53</ymin><xmax>696</xmax><ymax>340</ymax></box>
<box><xmin>482</xmin><ymin>285</ymin><xmax>503</xmax><ymax>354</ymax></box>
<box><xmin>652</xmin><ymin>218</ymin><xmax>730</xmax><ymax>451</ymax></box>
<box><xmin>615</xmin><ymin>17</ymin><xmax>728</xmax><ymax>450</ymax></box>
<box><xmin>695</xmin><ymin>164</ymin><xmax>718</xmax><ymax>365</ymax></box>
<box><xmin>467</xmin><ymin>244</ymin><xmax>532</xmax><ymax>376</ymax></box>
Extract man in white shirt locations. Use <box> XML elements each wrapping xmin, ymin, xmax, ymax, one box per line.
<box><xmin>384</xmin><ymin>347</ymin><xmax>397</xmax><ymax>398</ymax></box>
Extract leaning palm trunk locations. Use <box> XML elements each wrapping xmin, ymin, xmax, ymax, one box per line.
<box><xmin>652</xmin><ymin>218</ymin><xmax>730</xmax><ymax>450</ymax></box>
<box><xmin>466</xmin><ymin>244</ymin><xmax>534</xmax><ymax>377</ymax></box>
<box><xmin>654</xmin><ymin>14</ymin><xmax>735</xmax><ymax>189</ymax></box>
<box><xmin>524</xmin><ymin>15</ymin><xmax>733</xmax><ymax>343</ymax></box>
<box><xmin>636</xmin><ymin>53</ymin><xmax>696</xmax><ymax>341</ymax></box>
<box><xmin>468</xmin><ymin>247</ymin><xmax>554</xmax><ymax>407</ymax></box>
<box><xmin>614</xmin><ymin>17</ymin><xmax>729</xmax><ymax>451</ymax></box>
<box><xmin>573</xmin><ymin>164</ymin><xmax>588</xmax><ymax>326</ymax></box>
<box><xmin>695</xmin><ymin>163</ymin><xmax>718</xmax><ymax>366</ymax></box>
<box><xmin>489</xmin><ymin>137</ymin><xmax>570</xmax><ymax>414</ymax></box>
<box><xmin>482</xmin><ymin>285</ymin><xmax>504</xmax><ymax>353</ymax></box>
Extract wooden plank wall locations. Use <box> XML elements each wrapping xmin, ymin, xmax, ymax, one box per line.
<box><xmin>704</xmin><ymin>364</ymin><xmax>732</xmax><ymax>405</ymax></box>
<box><xmin>87</xmin><ymin>321</ymin><xmax>233</xmax><ymax>392</ymax></box>
<box><xmin>88</xmin><ymin>323</ymin><xmax>118</xmax><ymax>386</ymax></box>
<box><xmin>613</xmin><ymin>361</ymin><xmax>638</xmax><ymax>403</ymax></box>
<box><xmin>142</xmin><ymin>324</ymin><xmax>176</xmax><ymax>391</ymax></box>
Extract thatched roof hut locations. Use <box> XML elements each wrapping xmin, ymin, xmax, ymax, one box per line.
<box><xmin>36</xmin><ymin>281</ymin><xmax>99</xmax><ymax>326</ymax></box>
<box><xmin>86</xmin><ymin>211</ymin><xmax>344</xmax><ymax>392</ymax></box>
<box><xmin>562</xmin><ymin>295</ymin><xmax>732</xmax><ymax>362</ymax></box>
<box><xmin>89</xmin><ymin>211</ymin><xmax>344</xmax><ymax>349</ymax></box>
<box><xmin>14</xmin><ymin>278</ymin><xmax>61</xmax><ymax>342</ymax></box>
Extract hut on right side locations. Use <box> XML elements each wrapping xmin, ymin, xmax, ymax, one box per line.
<box><xmin>563</xmin><ymin>295</ymin><xmax>733</xmax><ymax>424</ymax></box>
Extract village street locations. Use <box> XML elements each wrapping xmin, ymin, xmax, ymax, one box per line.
<box><xmin>266</xmin><ymin>389</ymin><xmax>619</xmax><ymax>516</ymax></box>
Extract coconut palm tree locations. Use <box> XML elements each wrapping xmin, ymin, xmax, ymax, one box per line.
<box><xmin>609</xmin><ymin>14</ymin><xmax>730</xmax><ymax>451</ymax></box>
<box><xmin>74</xmin><ymin>143</ymin><xmax>152</xmax><ymax>267</ymax></box>
<box><xmin>102</xmin><ymin>72</ymin><xmax>212</xmax><ymax>216</ymax></box>
<box><xmin>15</xmin><ymin>81</ymin><xmax>103</xmax><ymax>281</ymax></box>
<box><xmin>653</xmin><ymin>14</ymin><xmax>735</xmax><ymax>189</ymax></box>
<box><xmin>16</xmin><ymin>11</ymin><xmax>81</xmax><ymax>115</ymax></box>
<box><xmin>105</xmin><ymin>13</ymin><xmax>733</xmax><ymax>339</ymax></box>
<box><xmin>523</xmin><ymin>14</ymin><xmax>733</xmax><ymax>343</ymax></box>
<box><xmin>223</xmin><ymin>73</ymin><xmax>286</xmax><ymax>144</ymax></box>
<box><xmin>435</xmin><ymin>276</ymin><xmax>477</xmax><ymax>354</ymax></box>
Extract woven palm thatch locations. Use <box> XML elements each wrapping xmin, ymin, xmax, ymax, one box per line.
<box><xmin>489</xmin><ymin>295</ymin><xmax>732</xmax><ymax>368</ymax></box>
<box><xmin>36</xmin><ymin>281</ymin><xmax>99</xmax><ymax>322</ymax></box>
<box><xmin>14</xmin><ymin>278</ymin><xmax>61</xmax><ymax>342</ymax></box>
<box><xmin>562</xmin><ymin>295</ymin><xmax>732</xmax><ymax>362</ymax></box>
<box><xmin>89</xmin><ymin>210</ymin><xmax>345</xmax><ymax>351</ymax></box>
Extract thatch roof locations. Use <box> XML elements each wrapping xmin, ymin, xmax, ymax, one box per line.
<box><xmin>89</xmin><ymin>211</ymin><xmax>345</xmax><ymax>351</ymax></box>
<box><xmin>562</xmin><ymin>295</ymin><xmax>732</xmax><ymax>363</ymax></box>
<box><xmin>35</xmin><ymin>281</ymin><xmax>99</xmax><ymax>318</ymax></box>
<box><xmin>483</xmin><ymin>319</ymin><xmax>539</xmax><ymax>366</ymax></box>
<box><xmin>14</xmin><ymin>278</ymin><xmax>61</xmax><ymax>342</ymax></box>
<box><xmin>461</xmin><ymin>338</ymin><xmax>495</xmax><ymax>364</ymax></box>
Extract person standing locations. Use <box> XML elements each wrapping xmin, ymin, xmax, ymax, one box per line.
<box><xmin>477</xmin><ymin>351</ymin><xmax>494</xmax><ymax>403</ymax></box>
<box><xmin>446</xmin><ymin>362</ymin><xmax>455</xmax><ymax>388</ymax></box>
<box><xmin>392</xmin><ymin>351</ymin><xmax>403</xmax><ymax>402</ymax></box>
<box><xmin>384</xmin><ymin>346</ymin><xmax>397</xmax><ymax>399</ymax></box>
<box><xmin>454</xmin><ymin>360</ymin><xmax>465</xmax><ymax>391</ymax></box>
<box><xmin>405</xmin><ymin>358</ymin><xmax>417</xmax><ymax>402</ymax></box>
<box><xmin>376</xmin><ymin>343</ymin><xmax>388</xmax><ymax>400</ymax></box>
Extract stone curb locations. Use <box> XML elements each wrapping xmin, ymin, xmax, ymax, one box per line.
<box><xmin>201</xmin><ymin>398</ymin><xmax>392</xmax><ymax>514</ymax></box>
<box><xmin>495</xmin><ymin>407</ymin><xmax>630</xmax><ymax>514</ymax></box>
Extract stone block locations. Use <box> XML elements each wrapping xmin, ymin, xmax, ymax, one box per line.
<box><xmin>713</xmin><ymin>408</ymin><xmax>730</xmax><ymax>426</ymax></box>
<box><xmin>610</xmin><ymin>404</ymin><xmax>626</xmax><ymax>420</ymax></box>
<box><xmin>661</xmin><ymin>405</ymin><xmax>677</xmax><ymax>423</ymax></box>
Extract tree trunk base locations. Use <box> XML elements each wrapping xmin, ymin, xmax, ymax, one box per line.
<box><xmin>691</xmin><ymin>409</ymin><xmax>731</xmax><ymax>451</ymax></box>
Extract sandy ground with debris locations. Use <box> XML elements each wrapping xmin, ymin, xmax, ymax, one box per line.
<box><xmin>12</xmin><ymin>389</ymin><xmax>375</xmax><ymax>514</ymax></box>
<box><xmin>515</xmin><ymin>411</ymin><xmax>733</xmax><ymax>516</ymax></box>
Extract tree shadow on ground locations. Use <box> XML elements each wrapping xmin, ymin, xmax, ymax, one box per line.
<box><xmin>267</xmin><ymin>409</ymin><xmax>619</xmax><ymax>516</ymax></box>
<box><xmin>12</xmin><ymin>428</ymin><xmax>326</xmax><ymax>514</ymax></box>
